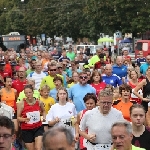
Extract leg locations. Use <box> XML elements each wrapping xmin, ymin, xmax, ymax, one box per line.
<box><xmin>13</xmin><ymin>119</ymin><xmax>18</xmax><ymax>132</ymax></box>
<box><xmin>35</xmin><ymin>136</ymin><xmax>43</xmax><ymax>150</ymax></box>
<box><xmin>44</xmin><ymin>125</ymin><xmax>48</xmax><ymax>132</ymax></box>
<box><xmin>25</xmin><ymin>142</ymin><xmax>35</xmax><ymax>150</ymax></box>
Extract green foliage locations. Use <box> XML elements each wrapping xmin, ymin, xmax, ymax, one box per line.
<box><xmin>0</xmin><ymin>0</ymin><xmax>150</xmax><ymax>41</ymax></box>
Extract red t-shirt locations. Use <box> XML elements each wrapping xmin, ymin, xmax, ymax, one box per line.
<box><xmin>21</xmin><ymin>99</ymin><xmax>42</xmax><ymax>129</ymax></box>
<box><xmin>91</xmin><ymin>82</ymin><xmax>106</xmax><ymax>96</ymax></box>
<box><xmin>94</xmin><ymin>61</ymin><xmax>109</xmax><ymax>69</ymax></box>
<box><xmin>123</xmin><ymin>55</ymin><xmax>131</xmax><ymax>61</ymax></box>
<box><xmin>12</xmin><ymin>79</ymin><xmax>27</xmax><ymax>96</ymax></box>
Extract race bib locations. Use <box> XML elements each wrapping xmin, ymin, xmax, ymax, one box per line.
<box><xmin>26</xmin><ymin>111</ymin><xmax>40</xmax><ymax>124</ymax></box>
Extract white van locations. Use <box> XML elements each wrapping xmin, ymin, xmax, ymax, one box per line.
<box><xmin>76</xmin><ymin>45</ymin><xmax>102</xmax><ymax>54</ymax></box>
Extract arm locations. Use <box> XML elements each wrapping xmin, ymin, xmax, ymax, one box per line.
<box><xmin>46</xmin><ymin>107</ymin><xmax>60</xmax><ymax>126</ymax></box>
<box><xmin>79</xmin><ymin>112</ymin><xmax>96</xmax><ymax>142</ymax></box>
<box><xmin>17</xmin><ymin>101</ymin><xmax>29</xmax><ymax>122</ymax></box>
<box><xmin>146</xmin><ymin>104</ymin><xmax>150</xmax><ymax>127</ymax></box>
<box><xmin>39</xmin><ymin>101</ymin><xmax>46</xmax><ymax>121</ymax></box>
<box><xmin>133</xmin><ymin>79</ymin><xmax>148</xmax><ymax>101</ymax></box>
<box><xmin>117</xmin><ymin>76</ymin><xmax>123</xmax><ymax>86</ymax></box>
<box><xmin>75</xmin><ymin>112</ymin><xmax>81</xmax><ymax>141</ymax></box>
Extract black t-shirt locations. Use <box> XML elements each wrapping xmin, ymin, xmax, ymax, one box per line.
<box><xmin>132</xmin><ymin>126</ymin><xmax>150</xmax><ymax>150</ymax></box>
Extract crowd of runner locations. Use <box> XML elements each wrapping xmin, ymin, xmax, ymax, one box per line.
<box><xmin>0</xmin><ymin>45</ymin><xmax>150</xmax><ymax>150</ymax></box>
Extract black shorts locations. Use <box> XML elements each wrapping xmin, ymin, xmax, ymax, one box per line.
<box><xmin>13</xmin><ymin>112</ymin><xmax>17</xmax><ymax>119</ymax></box>
<box><xmin>21</xmin><ymin>125</ymin><xmax>44</xmax><ymax>143</ymax></box>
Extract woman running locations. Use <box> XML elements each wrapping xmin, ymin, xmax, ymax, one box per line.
<box><xmin>130</xmin><ymin>104</ymin><xmax>150</xmax><ymax>150</ymax></box>
<box><xmin>17</xmin><ymin>85</ymin><xmax>45</xmax><ymax>150</ymax></box>
<box><xmin>75</xmin><ymin>93</ymin><xmax>97</xmax><ymax>150</ymax></box>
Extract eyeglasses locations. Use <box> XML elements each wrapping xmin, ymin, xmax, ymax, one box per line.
<box><xmin>79</xmin><ymin>76</ymin><xmax>88</xmax><ymax>79</ymax></box>
<box><xmin>100</xmin><ymin>102</ymin><xmax>112</xmax><ymax>105</ymax></box>
<box><xmin>50</xmin><ymin>69</ymin><xmax>57</xmax><ymax>71</ymax></box>
<box><xmin>58</xmin><ymin>67</ymin><xmax>62</xmax><ymax>69</ymax></box>
<box><xmin>0</xmin><ymin>134</ymin><xmax>12</xmax><ymax>140</ymax></box>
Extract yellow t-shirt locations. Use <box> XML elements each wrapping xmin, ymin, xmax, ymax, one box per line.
<box><xmin>68</xmin><ymin>82</ymin><xmax>75</xmax><ymax>88</ymax></box>
<box><xmin>40</xmin><ymin>74</ymin><xmax>63</xmax><ymax>90</ymax></box>
<box><xmin>40</xmin><ymin>96</ymin><xmax>55</xmax><ymax>114</ymax></box>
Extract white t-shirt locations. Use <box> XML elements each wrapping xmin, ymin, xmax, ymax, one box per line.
<box><xmin>0</xmin><ymin>103</ymin><xmax>14</xmax><ymax>119</ymax></box>
<box><xmin>46</xmin><ymin>102</ymin><xmax>77</xmax><ymax>134</ymax></box>
<box><xmin>80</xmin><ymin>107</ymin><xmax>124</xmax><ymax>144</ymax></box>
<box><xmin>27</xmin><ymin>71</ymin><xmax>47</xmax><ymax>90</ymax></box>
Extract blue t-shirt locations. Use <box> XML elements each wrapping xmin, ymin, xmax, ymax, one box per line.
<box><xmin>140</xmin><ymin>63</ymin><xmax>150</xmax><ymax>75</ymax></box>
<box><xmin>112</xmin><ymin>65</ymin><xmax>127</xmax><ymax>79</ymax></box>
<box><xmin>69</xmin><ymin>83</ymin><xmax>96</xmax><ymax>112</ymax></box>
<box><xmin>136</xmin><ymin>58</ymin><xmax>146</xmax><ymax>66</ymax></box>
<box><xmin>102</xmin><ymin>74</ymin><xmax>122</xmax><ymax>87</ymax></box>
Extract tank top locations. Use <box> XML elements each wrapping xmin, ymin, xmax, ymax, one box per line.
<box><xmin>128</xmin><ymin>81</ymin><xmax>142</xmax><ymax>104</ymax></box>
<box><xmin>1</xmin><ymin>88</ymin><xmax>16</xmax><ymax>108</ymax></box>
<box><xmin>21</xmin><ymin>99</ymin><xmax>42</xmax><ymax>130</ymax></box>
<box><xmin>80</xmin><ymin>109</ymin><xmax>88</xmax><ymax>149</ymax></box>
<box><xmin>142</xmin><ymin>78</ymin><xmax>150</xmax><ymax>112</ymax></box>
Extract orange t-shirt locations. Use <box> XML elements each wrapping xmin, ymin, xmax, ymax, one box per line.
<box><xmin>113</xmin><ymin>100</ymin><xmax>136</xmax><ymax>122</ymax></box>
<box><xmin>1</xmin><ymin>88</ymin><xmax>16</xmax><ymax>108</ymax></box>
<box><xmin>42</xmin><ymin>59</ymin><xmax>49</xmax><ymax>68</ymax></box>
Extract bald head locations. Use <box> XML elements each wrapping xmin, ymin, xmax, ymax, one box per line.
<box><xmin>18</xmin><ymin>67</ymin><xmax>26</xmax><ymax>79</ymax></box>
<box><xmin>105</xmin><ymin>64</ymin><xmax>112</xmax><ymax>76</ymax></box>
<box><xmin>116</xmin><ymin>56</ymin><xmax>123</xmax><ymax>66</ymax></box>
<box><xmin>18</xmin><ymin>67</ymin><xmax>26</xmax><ymax>72</ymax></box>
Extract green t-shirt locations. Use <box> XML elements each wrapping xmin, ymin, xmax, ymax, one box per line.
<box><xmin>26</xmin><ymin>69</ymin><xmax>34</xmax><ymax>76</ymax></box>
<box><xmin>17</xmin><ymin>90</ymin><xmax>40</xmax><ymax>103</ymax></box>
<box><xmin>40</xmin><ymin>74</ymin><xmax>63</xmax><ymax>90</ymax></box>
<box><xmin>67</xmin><ymin>52</ymin><xmax>76</xmax><ymax>61</ymax></box>
<box><xmin>114</xmin><ymin>145</ymin><xmax>145</xmax><ymax>150</ymax></box>
<box><xmin>88</xmin><ymin>55</ymin><xmax>106</xmax><ymax>67</ymax></box>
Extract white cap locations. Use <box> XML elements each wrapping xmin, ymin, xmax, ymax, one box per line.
<box><xmin>122</xmin><ymin>47</ymin><xmax>129</xmax><ymax>51</ymax></box>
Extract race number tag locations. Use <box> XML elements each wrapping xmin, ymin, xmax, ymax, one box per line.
<box><xmin>26</xmin><ymin>111</ymin><xmax>40</xmax><ymax>124</ymax></box>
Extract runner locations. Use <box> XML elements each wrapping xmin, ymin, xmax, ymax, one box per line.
<box><xmin>130</xmin><ymin>104</ymin><xmax>150</xmax><ymax>150</ymax></box>
<box><xmin>17</xmin><ymin>85</ymin><xmax>45</xmax><ymax>150</ymax></box>
<box><xmin>79</xmin><ymin>86</ymin><xmax>124</xmax><ymax>150</ymax></box>
<box><xmin>75</xmin><ymin>93</ymin><xmax>97</xmax><ymax>150</ymax></box>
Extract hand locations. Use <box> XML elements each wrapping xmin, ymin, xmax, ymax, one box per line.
<box><xmin>142</xmin><ymin>98</ymin><xmax>150</xmax><ymax>102</ymax></box>
<box><xmin>42</xmin><ymin>118</ymin><xmax>46</xmax><ymax>122</ymax></box>
<box><xmin>24</xmin><ymin>118</ymin><xmax>30</xmax><ymax>123</ymax></box>
<box><xmin>87</xmin><ymin>134</ymin><xmax>96</xmax><ymax>142</ymax></box>
<box><xmin>74</xmin><ymin>133</ymin><xmax>79</xmax><ymax>142</ymax></box>
<box><xmin>54</xmin><ymin>117</ymin><xmax>60</xmax><ymax>123</ymax></box>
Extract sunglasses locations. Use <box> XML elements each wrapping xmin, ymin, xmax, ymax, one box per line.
<box><xmin>50</xmin><ymin>69</ymin><xmax>57</xmax><ymax>71</ymax></box>
<box><xmin>58</xmin><ymin>67</ymin><xmax>62</xmax><ymax>69</ymax></box>
<box><xmin>79</xmin><ymin>76</ymin><xmax>88</xmax><ymax>79</ymax></box>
